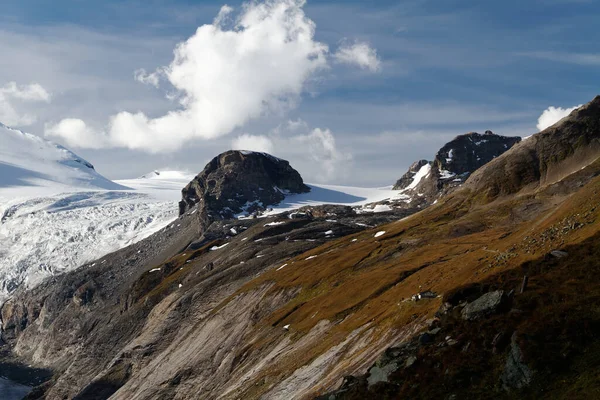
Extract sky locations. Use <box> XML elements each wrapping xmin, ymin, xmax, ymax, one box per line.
<box><xmin>0</xmin><ymin>0</ymin><xmax>598</xmax><ymax>186</ymax></box>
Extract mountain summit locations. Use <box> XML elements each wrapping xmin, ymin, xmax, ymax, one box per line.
<box><xmin>0</xmin><ymin>122</ymin><xmax>128</xmax><ymax>196</ymax></box>
<box><xmin>179</xmin><ymin>150</ymin><xmax>310</xmax><ymax>221</ymax></box>
<box><xmin>392</xmin><ymin>130</ymin><xmax>520</xmax><ymax>208</ymax></box>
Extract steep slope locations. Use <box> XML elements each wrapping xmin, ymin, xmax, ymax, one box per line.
<box><xmin>2</xmin><ymin>97</ymin><xmax>600</xmax><ymax>400</ymax></box>
<box><xmin>466</xmin><ymin>97</ymin><xmax>600</xmax><ymax>200</ymax></box>
<box><xmin>0</xmin><ymin>122</ymin><xmax>128</xmax><ymax>199</ymax></box>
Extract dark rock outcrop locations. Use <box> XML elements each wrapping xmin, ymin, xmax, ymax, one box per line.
<box><xmin>500</xmin><ymin>332</ymin><xmax>532</xmax><ymax>390</ymax></box>
<box><xmin>179</xmin><ymin>151</ymin><xmax>310</xmax><ymax>223</ymax></box>
<box><xmin>403</xmin><ymin>131</ymin><xmax>521</xmax><ymax>198</ymax></box>
<box><xmin>435</xmin><ymin>131</ymin><xmax>521</xmax><ymax>177</ymax></box>
<box><xmin>393</xmin><ymin>159</ymin><xmax>430</xmax><ymax>190</ymax></box>
<box><xmin>383</xmin><ymin>131</ymin><xmax>520</xmax><ymax>211</ymax></box>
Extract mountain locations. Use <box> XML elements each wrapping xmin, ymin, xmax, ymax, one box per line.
<box><xmin>2</xmin><ymin>97</ymin><xmax>600</xmax><ymax>399</ymax></box>
<box><xmin>179</xmin><ymin>150</ymin><xmax>310</xmax><ymax>222</ymax></box>
<box><xmin>0</xmin><ymin>122</ymin><xmax>128</xmax><ymax>199</ymax></box>
<box><xmin>391</xmin><ymin>130</ymin><xmax>521</xmax><ymax>208</ymax></box>
<box><xmin>0</xmin><ymin>126</ymin><xmax>192</xmax><ymax>303</ymax></box>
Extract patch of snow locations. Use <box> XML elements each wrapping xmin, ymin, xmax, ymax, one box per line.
<box><xmin>251</xmin><ymin>183</ymin><xmax>400</xmax><ymax>218</ymax></box>
<box><xmin>360</xmin><ymin>204</ymin><xmax>393</xmax><ymax>213</ymax></box>
<box><xmin>149</xmin><ymin>268</ymin><xmax>161</xmax><ymax>273</ymax></box>
<box><xmin>305</xmin><ymin>255</ymin><xmax>318</xmax><ymax>260</ymax></box>
<box><xmin>405</xmin><ymin>163</ymin><xmax>431</xmax><ymax>191</ymax></box>
<box><xmin>374</xmin><ymin>231</ymin><xmax>386</xmax><ymax>238</ymax></box>
<box><xmin>277</xmin><ymin>263</ymin><xmax>288</xmax><ymax>271</ymax></box>
<box><xmin>264</xmin><ymin>221</ymin><xmax>286</xmax><ymax>227</ymax></box>
<box><xmin>210</xmin><ymin>243</ymin><xmax>229</xmax><ymax>251</ymax></box>
<box><xmin>324</xmin><ymin>230</ymin><xmax>334</xmax><ymax>235</ymax></box>
<box><xmin>439</xmin><ymin>169</ymin><xmax>456</xmax><ymax>179</ymax></box>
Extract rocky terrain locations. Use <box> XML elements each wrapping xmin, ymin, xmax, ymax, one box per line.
<box><xmin>386</xmin><ymin>131</ymin><xmax>521</xmax><ymax>210</ymax></box>
<box><xmin>1</xmin><ymin>97</ymin><xmax>600</xmax><ymax>400</ymax></box>
<box><xmin>179</xmin><ymin>150</ymin><xmax>310</xmax><ymax>226</ymax></box>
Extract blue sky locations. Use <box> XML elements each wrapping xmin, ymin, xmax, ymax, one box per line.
<box><xmin>0</xmin><ymin>0</ymin><xmax>598</xmax><ymax>185</ymax></box>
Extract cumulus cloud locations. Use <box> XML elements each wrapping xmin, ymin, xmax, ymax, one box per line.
<box><xmin>44</xmin><ymin>118</ymin><xmax>108</xmax><ymax>149</ymax></box>
<box><xmin>293</xmin><ymin>127</ymin><xmax>351</xmax><ymax>179</ymax></box>
<box><xmin>0</xmin><ymin>82</ymin><xmax>51</xmax><ymax>126</ymax></box>
<box><xmin>334</xmin><ymin>40</ymin><xmax>381</xmax><ymax>72</ymax></box>
<box><xmin>536</xmin><ymin>104</ymin><xmax>582</xmax><ymax>131</ymax></box>
<box><xmin>134</xmin><ymin>68</ymin><xmax>161</xmax><ymax>88</ymax></box>
<box><xmin>46</xmin><ymin>0</ymin><xmax>329</xmax><ymax>153</ymax></box>
<box><xmin>231</xmin><ymin>133</ymin><xmax>274</xmax><ymax>153</ymax></box>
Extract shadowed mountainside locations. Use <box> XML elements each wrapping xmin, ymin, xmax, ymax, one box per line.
<box><xmin>1</xmin><ymin>97</ymin><xmax>600</xmax><ymax>399</ymax></box>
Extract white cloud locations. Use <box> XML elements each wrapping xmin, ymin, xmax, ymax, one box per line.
<box><xmin>293</xmin><ymin>127</ymin><xmax>351</xmax><ymax>179</ymax></box>
<box><xmin>536</xmin><ymin>104</ymin><xmax>582</xmax><ymax>131</ymax></box>
<box><xmin>333</xmin><ymin>41</ymin><xmax>381</xmax><ymax>72</ymax></box>
<box><xmin>0</xmin><ymin>82</ymin><xmax>51</xmax><ymax>126</ymax></box>
<box><xmin>231</xmin><ymin>134</ymin><xmax>274</xmax><ymax>153</ymax></box>
<box><xmin>47</xmin><ymin>0</ymin><xmax>329</xmax><ymax>153</ymax></box>
<box><xmin>134</xmin><ymin>69</ymin><xmax>161</xmax><ymax>88</ymax></box>
<box><xmin>213</xmin><ymin>5</ymin><xmax>234</xmax><ymax>27</ymax></box>
<box><xmin>44</xmin><ymin>118</ymin><xmax>108</xmax><ymax>149</ymax></box>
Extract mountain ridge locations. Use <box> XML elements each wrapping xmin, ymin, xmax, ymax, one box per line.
<box><xmin>1</xmin><ymin>97</ymin><xmax>600</xmax><ymax>399</ymax></box>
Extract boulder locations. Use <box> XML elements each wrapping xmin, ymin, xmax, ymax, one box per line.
<box><xmin>550</xmin><ymin>250</ymin><xmax>569</xmax><ymax>258</ymax></box>
<box><xmin>501</xmin><ymin>332</ymin><xmax>533</xmax><ymax>390</ymax></box>
<box><xmin>461</xmin><ymin>290</ymin><xmax>506</xmax><ymax>321</ymax></box>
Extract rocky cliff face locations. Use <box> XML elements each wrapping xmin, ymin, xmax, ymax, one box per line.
<box><xmin>388</xmin><ymin>131</ymin><xmax>521</xmax><ymax>209</ymax></box>
<box><xmin>179</xmin><ymin>151</ymin><xmax>310</xmax><ymax>223</ymax></box>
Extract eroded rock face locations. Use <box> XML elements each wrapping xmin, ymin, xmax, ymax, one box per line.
<box><xmin>179</xmin><ymin>151</ymin><xmax>310</xmax><ymax>222</ymax></box>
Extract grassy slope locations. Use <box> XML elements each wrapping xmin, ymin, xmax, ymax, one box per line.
<box><xmin>213</xmin><ymin>155</ymin><xmax>600</xmax><ymax>398</ymax></box>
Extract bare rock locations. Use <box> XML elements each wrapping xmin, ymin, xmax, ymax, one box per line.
<box><xmin>501</xmin><ymin>332</ymin><xmax>533</xmax><ymax>390</ymax></box>
<box><xmin>461</xmin><ymin>290</ymin><xmax>506</xmax><ymax>321</ymax></box>
<box><xmin>179</xmin><ymin>151</ymin><xmax>310</xmax><ymax>221</ymax></box>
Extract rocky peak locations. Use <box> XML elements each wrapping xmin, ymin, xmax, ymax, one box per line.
<box><xmin>434</xmin><ymin>131</ymin><xmax>521</xmax><ymax>177</ymax></box>
<box><xmin>386</xmin><ymin>131</ymin><xmax>520</xmax><ymax>210</ymax></box>
<box><xmin>179</xmin><ymin>150</ymin><xmax>310</xmax><ymax>224</ymax></box>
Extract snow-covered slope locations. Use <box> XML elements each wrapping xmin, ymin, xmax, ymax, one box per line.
<box><xmin>0</xmin><ymin>191</ymin><xmax>178</xmax><ymax>299</ymax></box>
<box><xmin>117</xmin><ymin>170</ymin><xmax>194</xmax><ymax>201</ymax></box>
<box><xmin>0</xmin><ymin>122</ymin><xmax>128</xmax><ymax>200</ymax></box>
<box><xmin>0</xmin><ymin>126</ymin><xmax>192</xmax><ymax>302</ymax></box>
<box><xmin>261</xmin><ymin>183</ymin><xmax>399</xmax><ymax>216</ymax></box>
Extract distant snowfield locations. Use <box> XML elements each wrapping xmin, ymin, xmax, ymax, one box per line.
<box><xmin>261</xmin><ymin>183</ymin><xmax>399</xmax><ymax>217</ymax></box>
